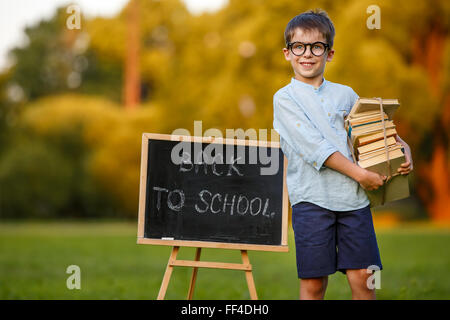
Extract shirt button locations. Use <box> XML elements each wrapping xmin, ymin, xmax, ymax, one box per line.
<box><xmin>296</xmin><ymin>123</ymin><xmax>301</xmax><ymax>127</ymax></box>
<box><xmin>313</xmin><ymin>161</ymin><xmax>317</xmax><ymax>167</ymax></box>
<box><xmin>321</xmin><ymin>98</ymin><xmax>324</xmax><ymax>102</ymax></box>
<box><xmin>328</xmin><ymin>112</ymin><xmax>331</xmax><ymax>116</ymax></box>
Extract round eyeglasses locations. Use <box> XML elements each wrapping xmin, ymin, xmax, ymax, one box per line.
<box><xmin>287</xmin><ymin>41</ymin><xmax>330</xmax><ymax>57</ymax></box>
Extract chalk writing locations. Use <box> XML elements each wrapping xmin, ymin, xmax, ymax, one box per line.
<box><xmin>156</xmin><ymin>187</ymin><xmax>275</xmax><ymax>218</ymax></box>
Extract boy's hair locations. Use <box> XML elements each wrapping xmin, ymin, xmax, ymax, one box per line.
<box><xmin>284</xmin><ymin>9</ymin><xmax>335</xmax><ymax>49</ymax></box>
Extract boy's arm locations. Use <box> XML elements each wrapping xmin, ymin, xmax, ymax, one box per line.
<box><xmin>324</xmin><ymin>151</ymin><xmax>386</xmax><ymax>191</ymax></box>
<box><xmin>273</xmin><ymin>93</ymin><xmax>338</xmax><ymax>171</ymax></box>
<box><xmin>273</xmin><ymin>90</ymin><xmax>385</xmax><ymax>190</ymax></box>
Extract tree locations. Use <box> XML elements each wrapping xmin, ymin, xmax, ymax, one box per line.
<box><xmin>6</xmin><ymin>7</ymin><xmax>123</xmax><ymax>103</ymax></box>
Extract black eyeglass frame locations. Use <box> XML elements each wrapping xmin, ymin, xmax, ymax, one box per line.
<box><xmin>286</xmin><ymin>41</ymin><xmax>330</xmax><ymax>57</ymax></box>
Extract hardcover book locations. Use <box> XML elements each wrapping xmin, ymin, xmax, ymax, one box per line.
<box><xmin>345</xmin><ymin>98</ymin><xmax>410</xmax><ymax>207</ymax></box>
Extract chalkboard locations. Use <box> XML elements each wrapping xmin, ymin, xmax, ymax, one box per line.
<box><xmin>137</xmin><ymin>133</ymin><xmax>288</xmax><ymax>252</ymax></box>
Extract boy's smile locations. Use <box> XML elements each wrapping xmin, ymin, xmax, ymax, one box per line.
<box><xmin>283</xmin><ymin>28</ymin><xmax>334</xmax><ymax>88</ymax></box>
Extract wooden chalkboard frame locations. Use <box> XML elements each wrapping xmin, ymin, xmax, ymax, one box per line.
<box><xmin>137</xmin><ymin>133</ymin><xmax>289</xmax><ymax>252</ymax></box>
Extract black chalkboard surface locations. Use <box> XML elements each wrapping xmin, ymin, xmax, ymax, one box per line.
<box><xmin>137</xmin><ymin>133</ymin><xmax>288</xmax><ymax>252</ymax></box>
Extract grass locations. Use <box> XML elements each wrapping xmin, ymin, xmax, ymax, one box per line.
<box><xmin>0</xmin><ymin>221</ymin><xmax>449</xmax><ymax>299</ymax></box>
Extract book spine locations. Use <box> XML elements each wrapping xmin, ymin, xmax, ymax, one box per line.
<box><xmin>351</xmin><ymin>119</ymin><xmax>382</xmax><ymax>128</ymax></box>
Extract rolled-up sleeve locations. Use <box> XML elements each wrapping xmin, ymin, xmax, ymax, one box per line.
<box><xmin>273</xmin><ymin>91</ymin><xmax>338</xmax><ymax>171</ymax></box>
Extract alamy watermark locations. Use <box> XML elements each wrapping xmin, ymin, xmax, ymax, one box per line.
<box><xmin>170</xmin><ymin>121</ymin><xmax>280</xmax><ymax>176</ymax></box>
<box><xmin>366</xmin><ymin>5</ymin><xmax>381</xmax><ymax>30</ymax></box>
<box><xmin>66</xmin><ymin>4</ymin><xmax>81</xmax><ymax>30</ymax></box>
<box><xmin>66</xmin><ymin>265</ymin><xmax>81</xmax><ymax>290</ymax></box>
<box><xmin>366</xmin><ymin>265</ymin><xmax>381</xmax><ymax>290</ymax></box>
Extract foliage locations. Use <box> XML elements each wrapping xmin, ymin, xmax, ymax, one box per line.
<box><xmin>89</xmin><ymin>104</ymin><xmax>166</xmax><ymax>216</ymax></box>
<box><xmin>6</xmin><ymin>7</ymin><xmax>122</xmax><ymax>103</ymax></box>
<box><xmin>15</xmin><ymin>94</ymin><xmax>167</xmax><ymax>218</ymax></box>
<box><xmin>0</xmin><ymin>137</ymin><xmax>74</xmax><ymax>218</ymax></box>
<box><xmin>2</xmin><ymin>95</ymin><xmax>127</xmax><ymax>218</ymax></box>
<box><xmin>0</xmin><ymin>0</ymin><xmax>448</xmax><ymax>218</ymax></box>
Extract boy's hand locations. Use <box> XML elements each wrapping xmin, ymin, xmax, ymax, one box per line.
<box><xmin>395</xmin><ymin>136</ymin><xmax>413</xmax><ymax>175</ymax></box>
<box><xmin>397</xmin><ymin>158</ymin><xmax>413</xmax><ymax>175</ymax></box>
<box><xmin>324</xmin><ymin>151</ymin><xmax>386</xmax><ymax>190</ymax></box>
<box><xmin>357</xmin><ymin>169</ymin><xmax>386</xmax><ymax>191</ymax></box>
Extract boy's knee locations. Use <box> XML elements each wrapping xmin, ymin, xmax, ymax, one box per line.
<box><xmin>301</xmin><ymin>276</ymin><xmax>328</xmax><ymax>294</ymax></box>
<box><xmin>347</xmin><ymin>268</ymin><xmax>374</xmax><ymax>284</ymax></box>
<box><xmin>346</xmin><ymin>269</ymin><xmax>377</xmax><ymax>299</ymax></box>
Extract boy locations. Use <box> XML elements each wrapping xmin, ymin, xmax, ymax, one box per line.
<box><xmin>273</xmin><ymin>9</ymin><xmax>413</xmax><ymax>300</ymax></box>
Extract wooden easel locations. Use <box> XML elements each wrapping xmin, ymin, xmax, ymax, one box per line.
<box><xmin>157</xmin><ymin>246</ymin><xmax>258</xmax><ymax>300</ymax></box>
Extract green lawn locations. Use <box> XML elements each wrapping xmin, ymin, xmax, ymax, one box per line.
<box><xmin>0</xmin><ymin>221</ymin><xmax>449</xmax><ymax>299</ymax></box>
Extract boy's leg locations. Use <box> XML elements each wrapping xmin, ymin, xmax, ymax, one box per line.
<box><xmin>335</xmin><ymin>204</ymin><xmax>382</xmax><ymax>300</ymax></box>
<box><xmin>345</xmin><ymin>269</ymin><xmax>376</xmax><ymax>300</ymax></box>
<box><xmin>292</xmin><ymin>202</ymin><xmax>337</xmax><ymax>300</ymax></box>
<box><xmin>300</xmin><ymin>276</ymin><xmax>328</xmax><ymax>300</ymax></box>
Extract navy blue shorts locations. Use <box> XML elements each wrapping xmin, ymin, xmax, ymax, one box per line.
<box><xmin>292</xmin><ymin>201</ymin><xmax>383</xmax><ymax>279</ymax></box>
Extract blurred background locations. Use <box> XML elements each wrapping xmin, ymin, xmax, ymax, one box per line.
<box><xmin>0</xmin><ymin>0</ymin><xmax>449</xmax><ymax>299</ymax></box>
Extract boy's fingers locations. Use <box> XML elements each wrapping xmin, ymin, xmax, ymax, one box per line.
<box><xmin>400</xmin><ymin>161</ymin><xmax>410</xmax><ymax>167</ymax></box>
<box><xmin>398</xmin><ymin>167</ymin><xmax>411</xmax><ymax>174</ymax></box>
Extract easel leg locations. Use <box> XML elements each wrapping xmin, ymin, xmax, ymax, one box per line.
<box><xmin>157</xmin><ymin>246</ymin><xmax>179</xmax><ymax>300</ymax></box>
<box><xmin>241</xmin><ymin>250</ymin><xmax>258</xmax><ymax>300</ymax></box>
<box><xmin>187</xmin><ymin>247</ymin><xmax>202</xmax><ymax>300</ymax></box>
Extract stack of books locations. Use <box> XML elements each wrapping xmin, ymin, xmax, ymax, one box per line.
<box><xmin>345</xmin><ymin>98</ymin><xmax>410</xmax><ymax>207</ymax></box>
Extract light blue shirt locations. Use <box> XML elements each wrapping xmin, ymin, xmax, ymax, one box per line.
<box><xmin>273</xmin><ymin>78</ymin><xmax>370</xmax><ymax>211</ymax></box>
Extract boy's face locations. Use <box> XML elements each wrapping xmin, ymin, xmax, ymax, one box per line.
<box><xmin>283</xmin><ymin>28</ymin><xmax>334</xmax><ymax>85</ymax></box>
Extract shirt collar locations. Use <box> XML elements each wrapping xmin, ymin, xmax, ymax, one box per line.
<box><xmin>291</xmin><ymin>77</ymin><xmax>328</xmax><ymax>92</ymax></box>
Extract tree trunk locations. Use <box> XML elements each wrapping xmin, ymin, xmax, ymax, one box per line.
<box><xmin>124</xmin><ymin>0</ymin><xmax>140</xmax><ymax>109</ymax></box>
<box><xmin>412</xmin><ymin>21</ymin><xmax>450</xmax><ymax>221</ymax></box>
